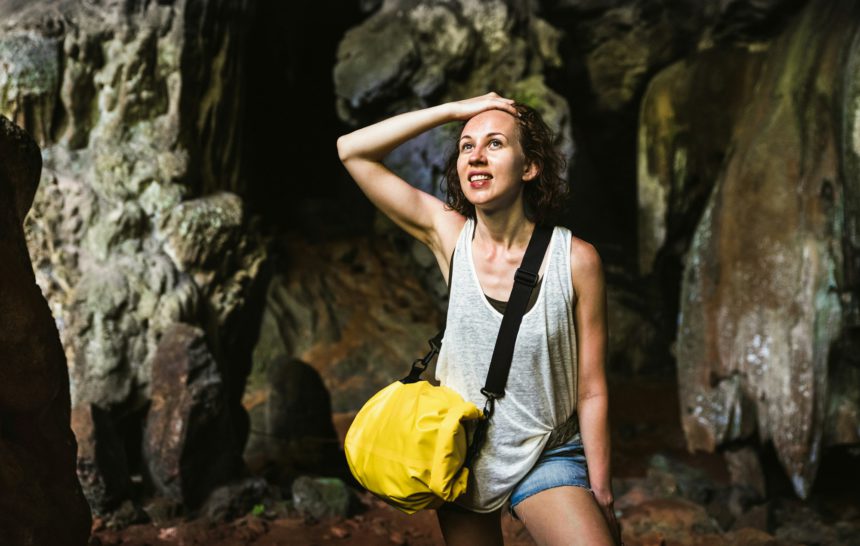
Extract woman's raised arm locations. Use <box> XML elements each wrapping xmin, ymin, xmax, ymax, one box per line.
<box><xmin>336</xmin><ymin>93</ymin><xmax>518</xmax><ymax>252</ymax></box>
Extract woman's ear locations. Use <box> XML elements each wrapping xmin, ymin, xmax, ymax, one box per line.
<box><xmin>523</xmin><ymin>160</ymin><xmax>539</xmax><ymax>182</ymax></box>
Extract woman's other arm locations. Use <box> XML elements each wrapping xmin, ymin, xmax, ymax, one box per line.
<box><xmin>572</xmin><ymin>240</ymin><xmax>622</xmax><ymax>544</ymax></box>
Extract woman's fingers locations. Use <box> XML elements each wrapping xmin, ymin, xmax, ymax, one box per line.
<box><xmin>606</xmin><ymin>509</ymin><xmax>622</xmax><ymax>545</ymax></box>
<box><xmin>450</xmin><ymin>92</ymin><xmax>519</xmax><ymax>120</ymax></box>
<box><xmin>597</xmin><ymin>502</ymin><xmax>622</xmax><ymax>545</ymax></box>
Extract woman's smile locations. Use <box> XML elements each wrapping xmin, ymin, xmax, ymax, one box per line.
<box><xmin>468</xmin><ymin>170</ymin><xmax>493</xmax><ymax>188</ymax></box>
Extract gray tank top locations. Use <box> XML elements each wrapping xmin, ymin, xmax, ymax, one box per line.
<box><xmin>435</xmin><ymin>218</ymin><xmax>579</xmax><ymax>512</ymax></box>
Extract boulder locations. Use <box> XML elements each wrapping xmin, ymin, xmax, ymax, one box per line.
<box><xmin>243</xmin><ymin>358</ymin><xmax>343</xmax><ymax>486</ymax></box>
<box><xmin>200</xmin><ymin>477</ymin><xmax>276</xmax><ymax>522</ymax></box>
<box><xmin>143</xmin><ymin>323</ymin><xmax>243</xmax><ymax>509</ymax></box>
<box><xmin>291</xmin><ymin>476</ymin><xmax>355</xmax><ymax>520</ymax></box>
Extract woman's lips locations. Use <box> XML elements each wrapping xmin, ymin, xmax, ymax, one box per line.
<box><xmin>468</xmin><ymin>174</ymin><xmax>492</xmax><ymax>189</ymax></box>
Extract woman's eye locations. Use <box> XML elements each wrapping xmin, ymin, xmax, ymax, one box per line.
<box><xmin>461</xmin><ymin>143</ymin><xmax>473</xmax><ymax>151</ymax></box>
<box><xmin>490</xmin><ymin>140</ymin><xmax>501</xmax><ymax>148</ymax></box>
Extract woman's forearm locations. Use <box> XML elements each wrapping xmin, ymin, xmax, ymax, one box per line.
<box><xmin>578</xmin><ymin>393</ymin><xmax>613</xmax><ymax>497</ymax></box>
<box><xmin>337</xmin><ymin>103</ymin><xmax>455</xmax><ymax>162</ymax></box>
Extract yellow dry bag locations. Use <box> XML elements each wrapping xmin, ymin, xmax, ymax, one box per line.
<box><xmin>344</xmin><ymin>378</ymin><xmax>484</xmax><ymax>513</ymax></box>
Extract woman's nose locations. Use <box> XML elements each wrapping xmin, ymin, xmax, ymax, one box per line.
<box><xmin>468</xmin><ymin>145</ymin><xmax>486</xmax><ymax>164</ymax></box>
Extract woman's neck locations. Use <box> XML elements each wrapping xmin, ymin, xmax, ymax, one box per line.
<box><xmin>473</xmin><ymin>206</ymin><xmax>534</xmax><ymax>251</ymax></box>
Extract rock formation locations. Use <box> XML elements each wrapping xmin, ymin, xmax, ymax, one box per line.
<box><xmin>1</xmin><ymin>0</ymin><xmax>267</xmax><ymax>513</ymax></box>
<box><xmin>638</xmin><ymin>0</ymin><xmax>860</xmax><ymax>497</ymax></box>
<box><xmin>143</xmin><ymin>323</ymin><xmax>243</xmax><ymax>509</ymax></box>
<box><xmin>0</xmin><ymin>115</ymin><xmax>91</xmax><ymax>545</ymax></box>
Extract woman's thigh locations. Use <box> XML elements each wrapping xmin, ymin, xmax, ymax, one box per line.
<box><xmin>436</xmin><ymin>504</ymin><xmax>503</xmax><ymax>546</ymax></box>
<box><xmin>514</xmin><ymin>486</ymin><xmax>614</xmax><ymax>546</ymax></box>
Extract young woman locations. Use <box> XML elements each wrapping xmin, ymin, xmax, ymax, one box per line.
<box><xmin>337</xmin><ymin>92</ymin><xmax>621</xmax><ymax>546</ymax></box>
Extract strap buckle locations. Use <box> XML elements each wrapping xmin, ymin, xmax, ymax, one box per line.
<box><xmin>481</xmin><ymin>396</ymin><xmax>496</xmax><ymax>418</ymax></box>
<box><xmin>514</xmin><ymin>267</ymin><xmax>538</xmax><ymax>287</ymax></box>
<box><xmin>480</xmin><ymin>387</ymin><xmax>502</xmax><ymax>400</ymax></box>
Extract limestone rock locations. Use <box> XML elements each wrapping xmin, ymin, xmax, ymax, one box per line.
<box><xmin>1</xmin><ymin>0</ymin><xmax>267</xmax><ymax>513</ymax></box>
<box><xmin>605</xmin><ymin>271</ymin><xmax>663</xmax><ymax>374</ymax></box>
<box><xmin>0</xmin><ymin>115</ymin><xmax>91</xmax><ymax>545</ymax></box>
<box><xmin>644</xmin><ymin>453</ymin><xmax>716</xmax><ymax>505</ymax></box>
<box><xmin>773</xmin><ymin>498</ymin><xmax>860</xmax><ymax>546</ymax></box>
<box><xmin>545</xmin><ymin>0</ymin><xmax>807</xmax><ymax>113</ymax></box>
<box><xmin>676</xmin><ymin>1</ymin><xmax>858</xmax><ymax>498</ymax></box>
<box><xmin>143</xmin><ymin>323</ymin><xmax>243</xmax><ymax>509</ymax></box>
<box><xmin>334</xmin><ymin>14</ymin><xmax>420</xmax><ymax>112</ymax></box>
<box><xmin>157</xmin><ymin>192</ymin><xmax>245</xmax><ymax>273</ymax></box>
<box><xmin>724</xmin><ymin>446</ymin><xmax>766</xmax><ymax>500</ymax></box>
<box><xmin>621</xmin><ymin>497</ymin><xmax>721</xmax><ymax>543</ymax></box>
<box><xmin>637</xmin><ymin>47</ymin><xmax>764</xmax><ymax>276</ymax></box>
<box><xmin>0</xmin><ymin>31</ymin><xmax>59</xmax><ymax>146</ymax></box>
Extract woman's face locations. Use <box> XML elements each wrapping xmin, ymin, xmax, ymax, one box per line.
<box><xmin>456</xmin><ymin>110</ymin><xmax>536</xmax><ymax>212</ymax></box>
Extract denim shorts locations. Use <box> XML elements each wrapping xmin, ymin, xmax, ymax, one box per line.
<box><xmin>508</xmin><ymin>432</ymin><xmax>591</xmax><ymax>517</ymax></box>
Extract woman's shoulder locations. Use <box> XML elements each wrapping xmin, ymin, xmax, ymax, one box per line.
<box><xmin>567</xmin><ymin>234</ymin><xmax>604</xmax><ymax>302</ymax></box>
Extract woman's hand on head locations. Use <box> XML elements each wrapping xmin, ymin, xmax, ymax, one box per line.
<box><xmin>448</xmin><ymin>92</ymin><xmax>519</xmax><ymax>121</ymax></box>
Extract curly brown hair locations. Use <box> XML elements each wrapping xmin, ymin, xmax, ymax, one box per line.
<box><xmin>442</xmin><ymin>103</ymin><xmax>569</xmax><ymax>226</ymax></box>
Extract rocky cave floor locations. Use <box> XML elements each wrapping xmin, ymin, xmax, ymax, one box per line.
<box><xmin>89</xmin><ymin>374</ymin><xmax>860</xmax><ymax>546</ymax></box>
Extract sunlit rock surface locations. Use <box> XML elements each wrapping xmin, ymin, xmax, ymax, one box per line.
<box><xmin>674</xmin><ymin>1</ymin><xmax>859</xmax><ymax>498</ymax></box>
<box><xmin>0</xmin><ymin>115</ymin><xmax>91</xmax><ymax>545</ymax></box>
<box><xmin>1</xmin><ymin>0</ymin><xmax>267</xmax><ymax>511</ymax></box>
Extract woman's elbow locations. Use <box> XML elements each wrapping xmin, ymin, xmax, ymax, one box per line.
<box><xmin>578</xmin><ymin>387</ymin><xmax>609</xmax><ymax>406</ymax></box>
<box><xmin>336</xmin><ymin>135</ymin><xmax>352</xmax><ymax>162</ymax></box>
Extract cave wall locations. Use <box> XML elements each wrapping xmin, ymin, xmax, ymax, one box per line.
<box><xmin>0</xmin><ymin>0</ymin><xmax>267</xmax><ymax>515</ymax></box>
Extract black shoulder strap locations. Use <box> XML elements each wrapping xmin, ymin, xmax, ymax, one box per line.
<box><xmin>481</xmin><ymin>224</ymin><xmax>553</xmax><ymax>399</ymax></box>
